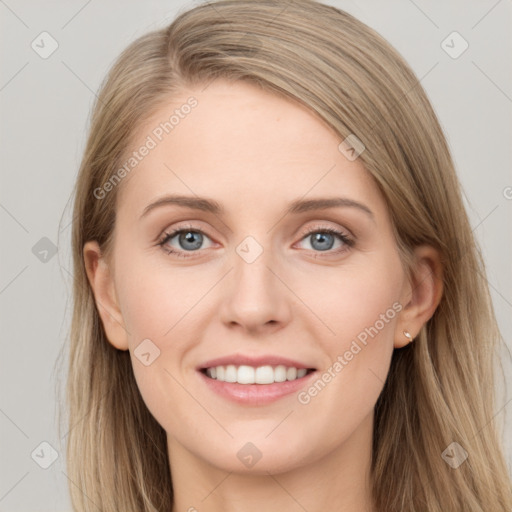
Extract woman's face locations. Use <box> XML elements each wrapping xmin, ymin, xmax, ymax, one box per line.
<box><xmin>86</xmin><ymin>80</ymin><xmax>423</xmax><ymax>474</ymax></box>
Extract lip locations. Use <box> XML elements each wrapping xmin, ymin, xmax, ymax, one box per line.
<box><xmin>197</xmin><ymin>354</ymin><xmax>316</xmax><ymax>371</ymax></box>
<box><xmin>198</xmin><ymin>369</ymin><xmax>318</xmax><ymax>405</ymax></box>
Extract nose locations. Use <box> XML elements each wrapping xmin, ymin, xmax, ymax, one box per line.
<box><xmin>218</xmin><ymin>238</ymin><xmax>292</xmax><ymax>335</ymax></box>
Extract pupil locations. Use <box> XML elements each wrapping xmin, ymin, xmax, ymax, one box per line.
<box><xmin>312</xmin><ymin>233</ymin><xmax>333</xmax><ymax>251</ymax></box>
<box><xmin>181</xmin><ymin>231</ymin><xmax>202</xmax><ymax>250</ymax></box>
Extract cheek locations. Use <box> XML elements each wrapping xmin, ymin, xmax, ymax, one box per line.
<box><xmin>309</xmin><ymin>254</ymin><xmax>403</xmax><ymax>398</ymax></box>
<box><xmin>311</xmin><ymin>255</ymin><xmax>403</xmax><ymax>347</ymax></box>
<box><xmin>113</xmin><ymin>252</ymin><xmax>200</xmax><ymax>401</ymax></box>
<box><xmin>304</xmin><ymin>254</ymin><xmax>403</xmax><ymax>406</ymax></box>
<box><xmin>114</xmin><ymin>250</ymin><xmax>187</xmax><ymax>340</ymax></box>
<box><xmin>117</xmin><ymin>259</ymin><xmax>191</xmax><ymax>429</ymax></box>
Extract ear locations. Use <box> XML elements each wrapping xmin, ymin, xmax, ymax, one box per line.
<box><xmin>395</xmin><ymin>245</ymin><xmax>444</xmax><ymax>348</ymax></box>
<box><xmin>83</xmin><ymin>240</ymin><xmax>129</xmax><ymax>351</ymax></box>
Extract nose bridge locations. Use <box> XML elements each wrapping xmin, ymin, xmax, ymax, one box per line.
<box><xmin>219</xmin><ymin>232</ymin><xmax>289</xmax><ymax>329</ymax></box>
<box><xmin>233</xmin><ymin>234</ymin><xmax>276</xmax><ymax>296</ymax></box>
<box><xmin>235</xmin><ymin>234</ymin><xmax>267</xmax><ymax>267</ymax></box>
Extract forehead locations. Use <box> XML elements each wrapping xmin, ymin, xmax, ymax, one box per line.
<box><xmin>115</xmin><ymin>80</ymin><xmax>385</xmax><ymax>221</ymax></box>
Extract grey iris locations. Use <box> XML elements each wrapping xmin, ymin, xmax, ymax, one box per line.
<box><xmin>179</xmin><ymin>231</ymin><xmax>203</xmax><ymax>251</ymax></box>
<box><xmin>310</xmin><ymin>232</ymin><xmax>334</xmax><ymax>251</ymax></box>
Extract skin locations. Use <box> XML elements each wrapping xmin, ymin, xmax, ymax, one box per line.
<box><xmin>84</xmin><ymin>80</ymin><xmax>443</xmax><ymax>512</ymax></box>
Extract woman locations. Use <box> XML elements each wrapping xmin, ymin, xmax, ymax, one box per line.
<box><xmin>63</xmin><ymin>0</ymin><xmax>512</xmax><ymax>510</ymax></box>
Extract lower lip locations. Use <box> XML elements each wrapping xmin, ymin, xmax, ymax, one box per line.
<box><xmin>198</xmin><ymin>370</ymin><xmax>317</xmax><ymax>405</ymax></box>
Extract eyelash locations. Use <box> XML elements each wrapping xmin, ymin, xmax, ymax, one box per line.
<box><xmin>157</xmin><ymin>224</ymin><xmax>354</xmax><ymax>259</ymax></box>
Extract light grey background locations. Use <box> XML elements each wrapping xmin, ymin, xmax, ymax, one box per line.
<box><xmin>1</xmin><ymin>0</ymin><xmax>511</xmax><ymax>510</ymax></box>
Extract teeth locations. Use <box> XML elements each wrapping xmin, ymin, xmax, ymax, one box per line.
<box><xmin>205</xmin><ymin>365</ymin><xmax>310</xmax><ymax>384</ymax></box>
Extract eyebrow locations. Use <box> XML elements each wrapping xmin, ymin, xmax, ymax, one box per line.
<box><xmin>140</xmin><ymin>194</ymin><xmax>375</xmax><ymax>221</ymax></box>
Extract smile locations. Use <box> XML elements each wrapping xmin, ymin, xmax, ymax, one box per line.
<box><xmin>202</xmin><ymin>364</ymin><xmax>315</xmax><ymax>384</ymax></box>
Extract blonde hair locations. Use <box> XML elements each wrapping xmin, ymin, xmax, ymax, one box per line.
<box><xmin>59</xmin><ymin>1</ymin><xmax>512</xmax><ymax>510</ymax></box>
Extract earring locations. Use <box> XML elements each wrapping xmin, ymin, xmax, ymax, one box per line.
<box><xmin>403</xmin><ymin>330</ymin><xmax>413</xmax><ymax>342</ymax></box>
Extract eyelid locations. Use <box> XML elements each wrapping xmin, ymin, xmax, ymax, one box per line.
<box><xmin>157</xmin><ymin>222</ymin><xmax>216</xmax><ymax>246</ymax></box>
<box><xmin>157</xmin><ymin>221</ymin><xmax>354</xmax><ymax>258</ymax></box>
<box><xmin>297</xmin><ymin>221</ymin><xmax>353</xmax><ymax>239</ymax></box>
<box><xmin>157</xmin><ymin>219</ymin><xmax>352</xmax><ymax>240</ymax></box>
<box><xmin>294</xmin><ymin>223</ymin><xmax>354</xmax><ymax>251</ymax></box>
<box><xmin>157</xmin><ymin>220</ymin><xmax>213</xmax><ymax>241</ymax></box>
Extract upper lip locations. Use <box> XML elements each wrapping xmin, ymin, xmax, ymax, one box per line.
<box><xmin>198</xmin><ymin>354</ymin><xmax>316</xmax><ymax>371</ymax></box>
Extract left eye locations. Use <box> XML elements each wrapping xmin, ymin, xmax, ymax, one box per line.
<box><xmin>158</xmin><ymin>227</ymin><xmax>214</xmax><ymax>257</ymax></box>
<box><xmin>158</xmin><ymin>225</ymin><xmax>353</xmax><ymax>258</ymax></box>
<box><xmin>296</xmin><ymin>227</ymin><xmax>353</xmax><ymax>254</ymax></box>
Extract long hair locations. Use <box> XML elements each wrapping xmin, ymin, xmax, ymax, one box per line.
<box><xmin>59</xmin><ymin>1</ymin><xmax>512</xmax><ymax>510</ymax></box>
